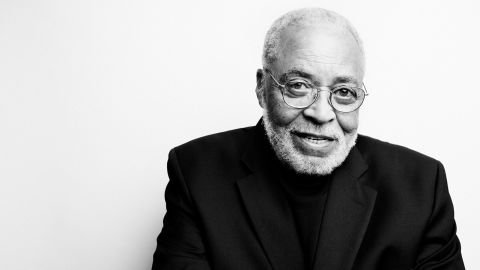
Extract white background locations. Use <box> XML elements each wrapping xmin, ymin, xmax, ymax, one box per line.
<box><xmin>1</xmin><ymin>0</ymin><xmax>479</xmax><ymax>269</ymax></box>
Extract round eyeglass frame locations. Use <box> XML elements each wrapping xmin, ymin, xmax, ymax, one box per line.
<box><xmin>265</xmin><ymin>69</ymin><xmax>369</xmax><ymax>113</ymax></box>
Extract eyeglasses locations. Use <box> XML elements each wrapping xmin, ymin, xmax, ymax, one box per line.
<box><xmin>265</xmin><ymin>69</ymin><xmax>368</xmax><ymax>113</ymax></box>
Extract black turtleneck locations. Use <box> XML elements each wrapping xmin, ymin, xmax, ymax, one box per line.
<box><xmin>280</xmin><ymin>169</ymin><xmax>332</xmax><ymax>270</ymax></box>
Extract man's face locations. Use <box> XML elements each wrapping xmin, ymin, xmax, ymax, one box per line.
<box><xmin>258</xmin><ymin>25</ymin><xmax>364</xmax><ymax>175</ymax></box>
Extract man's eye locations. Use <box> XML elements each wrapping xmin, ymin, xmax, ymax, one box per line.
<box><xmin>286</xmin><ymin>81</ymin><xmax>309</xmax><ymax>90</ymax></box>
<box><xmin>333</xmin><ymin>87</ymin><xmax>357</xmax><ymax>98</ymax></box>
<box><xmin>284</xmin><ymin>81</ymin><xmax>311</xmax><ymax>98</ymax></box>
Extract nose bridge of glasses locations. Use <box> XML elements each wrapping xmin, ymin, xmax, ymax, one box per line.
<box><xmin>310</xmin><ymin>86</ymin><xmax>333</xmax><ymax>108</ymax></box>
<box><xmin>312</xmin><ymin>86</ymin><xmax>334</xmax><ymax>104</ymax></box>
<box><xmin>303</xmin><ymin>87</ymin><xmax>336</xmax><ymax>121</ymax></box>
<box><xmin>315</xmin><ymin>86</ymin><xmax>333</xmax><ymax>95</ymax></box>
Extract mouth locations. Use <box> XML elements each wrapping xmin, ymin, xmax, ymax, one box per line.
<box><xmin>290</xmin><ymin>130</ymin><xmax>337</xmax><ymax>156</ymax></box>
<box><xmin>291</xmin><ymin>131</ymin><xmax>337</xmax><ymax>142</ymax></box>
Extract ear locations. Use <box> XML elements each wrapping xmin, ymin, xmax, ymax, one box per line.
<box><xmin>255</xmin><ymin>69</ymin><xmax>265</xmax><ymax>108</ymax></box>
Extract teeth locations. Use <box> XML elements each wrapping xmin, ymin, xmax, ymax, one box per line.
<box><xmin>306</xmin><ymin>137</ymin><xmax>325</xmax><ymax>141</ymax></box>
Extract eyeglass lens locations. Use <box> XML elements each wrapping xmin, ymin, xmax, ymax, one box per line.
<box><xmin>283</xmin><ymin>87</ymin><xmax>365</xmax><ymax>112</ymax></box>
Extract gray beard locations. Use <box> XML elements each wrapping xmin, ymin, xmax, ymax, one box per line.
<box><xmin>262</xmin><ymin>110</ymin><xmax>357</xmax><ymax>176</ymax></box>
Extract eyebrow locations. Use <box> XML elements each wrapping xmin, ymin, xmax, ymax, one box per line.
<box><xmin>280</xmin><ymin>69</ymin><xmax>314</xmax><ymax>82</ymax></box>
<box><xmin>279</xmin><ymin>68</ymin><xmax>359</xmax><ymax>86</ymax></box>
<box><xmin>333</xmin><ymin>76</ymin><xmax>359</xmax><ymax>85</ymax></box>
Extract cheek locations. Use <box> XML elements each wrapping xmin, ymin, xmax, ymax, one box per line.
<box><xmin>264</xmin><ymin>89</ymin><xmax>300</xmax><ymax>126</ymax></box>
<box><xmin>336</xmin><ymin>111</ymin><xmax>359</xmax><ymax>134</ymax></box>
<box><xmin>266</xmin><ymin>95</ymin><xmax>299</xmax><ymax>126</ymax></box>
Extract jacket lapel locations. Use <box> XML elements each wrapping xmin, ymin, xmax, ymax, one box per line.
<box><xmin>312</xmin><ymin>146</ymin><xmax>377</xmax><ymax>270</ymax></box>
<box><xmin>236</xmin><ymin>123</ymin><xmax>304</xmax><ymax>270</ymax></box>
<box><xmin>238</xmin><ymin>122</ymin><xmax>377</xmax><ymax>270</ymax></box>
<box><xmin>237</xmin><ymin>172</ymin><xmax>305</xmax><ymax>270</ymax></box>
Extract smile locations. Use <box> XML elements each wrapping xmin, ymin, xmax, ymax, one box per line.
<box><xmin>293</xmin><ymin>131</ymin><xmax>336</xmax><ymax>141</ymax></box>
<box><xmin>291</xmin><ymin>131</ymin><xmax>337</xmax><ymax>156</ymax></box>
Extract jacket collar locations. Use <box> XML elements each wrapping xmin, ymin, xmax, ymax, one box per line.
<box><xmin>237</xmin><ymin>120</ymin><xmax>377</xmax><ymax>270</ymax></box>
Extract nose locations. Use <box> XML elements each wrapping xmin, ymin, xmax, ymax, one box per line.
<box><xmin>302</xmin><ymin>90</ymin><xmax>336</xmax><ymax>123</ymax></box>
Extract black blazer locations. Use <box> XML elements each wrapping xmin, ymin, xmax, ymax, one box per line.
<box><xmin>153</xmin><ymin>122</ymin><xmax>464</xmax><ymax>270</ymax></box>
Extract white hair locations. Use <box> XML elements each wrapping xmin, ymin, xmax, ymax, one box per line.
<box><xmin>262</xmin><ymin>8</ymin><xmax>365</xmax><ymax>68</ymax></box>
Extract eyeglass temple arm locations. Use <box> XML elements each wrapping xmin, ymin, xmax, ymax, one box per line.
<box><xmin>362</xmin><ymin>83</ymin><xmax>369</xmax><ymax>95</ymax></box>
<box><xmin>265</xmin><ymin>69</ymin><xmax>286</xmax><ymax>88</ymax></box>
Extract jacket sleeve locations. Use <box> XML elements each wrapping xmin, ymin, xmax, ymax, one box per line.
<box><xmin>413</xmin><ymin>162</ymin><xmax>465</xmax><ymax>270</ymax></box>
<box><xmin>152</xmin><ymin>149</ymin><xmax>212</xmax><ymax>270</ymax></box>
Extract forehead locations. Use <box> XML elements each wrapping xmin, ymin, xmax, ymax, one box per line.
<box><xmin>273</xmin><ymin>25</ymin><xmax>364</xmax><ymax>83</ymax></box>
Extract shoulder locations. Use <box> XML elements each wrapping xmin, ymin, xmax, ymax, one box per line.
<box><xmin>356</xmin><ymin>134</ymin><xmax>443</xmax><ymax>180</ymax></box>
<box><xmin>173</xmin><ymin>126</ymin><xmax>255</xmax><ymax>158</ymax></box>
<box><xmin>165</xmin><ymin>125</ymin><xmax>258</xmax><ymax>200</ymax></box>
<box><xmin>356</xmin><ymin>134</ymin><xmax>440</xmax><ymax>167</ymax></box>
<box><xmin>168</xmin><ymin>125</ymin><xmax>256</xmax><ymax>176</ymax></box>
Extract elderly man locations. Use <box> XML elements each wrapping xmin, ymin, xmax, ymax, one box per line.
<box><xmin>152</xmin><ymin>8</ymin><xmax>464</xmax><ymax>270</ymax></box>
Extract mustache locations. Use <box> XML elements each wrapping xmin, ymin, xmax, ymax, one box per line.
<box><xmin>287</xmin><ymin>122</ymin><xmax>343</xmax><ymax>139</ymax></box>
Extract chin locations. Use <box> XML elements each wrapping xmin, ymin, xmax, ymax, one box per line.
<box><xmin>262</xmin><ymin>111</ymin><xmax>357</xmax><ymax>176</ymax></box>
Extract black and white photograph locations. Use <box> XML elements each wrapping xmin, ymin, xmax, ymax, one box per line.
<box><xmin>1</xmin><ymin>0</ymin><xmax>478</xmax><ymax>269</ymax></box>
